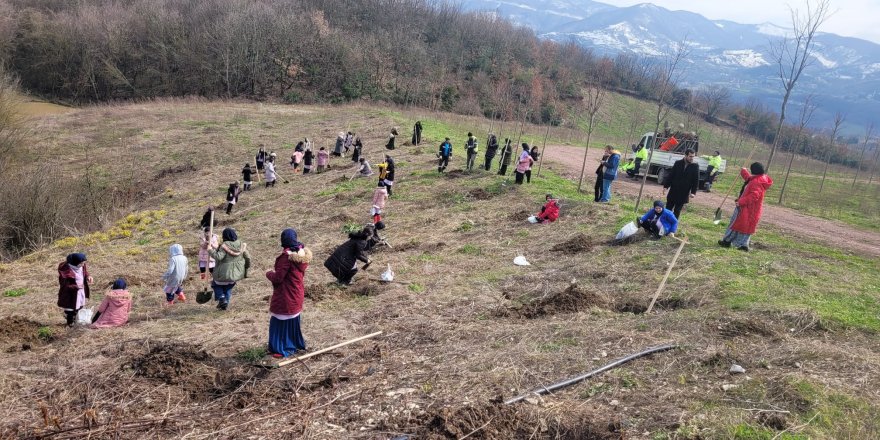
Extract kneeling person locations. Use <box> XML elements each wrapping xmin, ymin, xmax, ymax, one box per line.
<box><xmin>638</xmin><ymin>201</ymin><xmax>678</xmax><ymax>239</ymax></box>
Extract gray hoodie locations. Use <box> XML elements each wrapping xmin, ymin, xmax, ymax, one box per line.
<box><xmin>162</xmin><ymin>244</ymin><xmax>189</xmax><ymax>290</ymax></box>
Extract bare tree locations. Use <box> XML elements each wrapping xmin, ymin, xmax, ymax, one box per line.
<box><xmin>819</xmin><ymin>112</ymin><xmax>845</xmax><ymax>193</ymax></box>
<box><xmin>634</xmin><ymin>40</ymin><xmax>690</xmax><ymax>212</ymax></box>
<box><xmin>851</xmin><ymin>123</ymin><xmax>874</xmax><ymax>189</ymax></box>
<box><xmin>778</xmin><ymin>95</ymin><xmax>817</xmax><ymax>204</ymax></box>
<box><xmin>765</xmin><ymin>0</ymin><xmax>832</xmax><ymax>171</ymax></box>
<box><xmin>868</xmin><ymin>141</ymin><xmax>880</xmax><ymax>190</ymax></box>
<box><xmin>696</xmin><ymin>85</ymin><xmax>730</xmax><ymax>122</ymax></box>
<box><xmin>576</xmin><ymin>65</ymin><xmax>609</xmax><ymax>192</ymax></box>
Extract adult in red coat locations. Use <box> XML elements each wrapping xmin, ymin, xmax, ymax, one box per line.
<box><xmin>719</xmin><ymin>163</ymin><xmax>773</xmax><ymax>251</ymax></box>
<box><xmin>58</xmin><ymin>253</ymin><xmax>92</xmax><ymax>326</ymax></box>
<box><xmin>266</xmin><ymin>228</ymin><xmax>313</xmax><ymax>358</ymax></box>
<box><xmin>535</xmin><ymin>194</ymin><xmax>560</xmax><ymax>224</ymax></box>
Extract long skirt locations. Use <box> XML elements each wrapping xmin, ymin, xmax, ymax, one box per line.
<box><xmin>722</xmin><ymin>207</ymin><xmax>752</xmax><ymax>248</ymax></box>
<box><xmin>268</xmin><ymin>315</ymin><xmax>306</xmax><ymax>357</ymax></box>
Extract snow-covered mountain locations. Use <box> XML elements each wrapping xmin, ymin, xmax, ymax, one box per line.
<box><xmin>462</xmin><ymin>0</ymin><xmax>880</xmax><ymax>132</ymax></box>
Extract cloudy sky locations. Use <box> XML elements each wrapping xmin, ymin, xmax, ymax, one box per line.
<box><xmin>598</xmin><ymin>0</ymin><xmax>879</xmax><ymax>44</ymax></box>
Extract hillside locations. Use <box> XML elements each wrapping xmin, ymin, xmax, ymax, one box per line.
<box><xmin>1</xmin><ymin>101</ymin><xmax>879</xmax><ymax>439</ymax></box>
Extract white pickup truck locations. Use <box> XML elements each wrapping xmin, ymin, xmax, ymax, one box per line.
<box><xmin>631</xmin><ymin>132</ymin><xmax>726</xmax><ymax>186</ymax></box>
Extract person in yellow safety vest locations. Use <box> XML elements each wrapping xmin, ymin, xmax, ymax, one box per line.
<box><xmin>620</xmin><ymin>158</ymin><xmax>636</xmax><ymax>174</ymax></box>
<box><xmin>627</xmin><ymin>143</ymin><xmax>649</xmax><ymax>178</ymax></box>
<box><xmin>702</xmin><ymin>150</ymin><xmax>722</xmax><ymax>192</ymax></box>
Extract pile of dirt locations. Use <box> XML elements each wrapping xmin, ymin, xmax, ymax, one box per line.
<box><xmin>126</xmin><ymin>342</ymin><xmax>262</xmax><ymax>400</ymax></box>
<box><xmin>551</xmin><ymin>233</ymin><xmax>598</xmax><ymax>254</ymax></box>
<box><xmin>306</xmin><ymin>280</ymin><xmax>380</xmax><ymax>301</ymax></box>
<box><xmin>716</xmin><ymin>317</ymin><xmax>779</xmax><ymax>338</ymax></box>
<box><xmin>305</xmin><ymin>283</ymin><xmax>338</xmax><ymax>301</ymax></box>
<box><xmin>509</xmin><ymin>284</ymin><xmax>610</xmax><ymax>318</ymax></box>
<box><xmin>393</xmin><ymin>240</ymin><xmax>420</xmax><ymax>252</ymax></box>
<box><xmin>468</xmin><ymin>188</ymin><xmax>493</xmax><ymax>200</ymax></box>
<box><xmin>391</xmin><ymin>403</ymin><xmax>623</xmax><ymax>439</ymax></box>
<box><xmin>445</xmin><ymin>169</ymin><xmax>466</xmax><ymax>178</ymax></box>
<box><xmin>154</xmin><ymin>163</ymin><xmax>197</xmax><ymax>179</ymax></box>
<box><xmin>0</xmin><ymin>316</ymin><xmax>51</xmax><ymax>351</ymax></box>
<box><xmin>615</xmin><ymin>297</ymin><xmax>694</xmax><ymax>314</ymax></box>
<box><xmin>508</xmin><ymin>209</ymin><xmax>532</xmax><ymax>221</ymax></box>
<box><xmin>323</xmin><ymin>213</ymin><xmax>354</xmax><ymax>224</ymax></box>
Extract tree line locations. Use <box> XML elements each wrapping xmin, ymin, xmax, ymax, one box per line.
<box><xmin>0</xmin><ymin>0</ymin><xmax>876</xmax><ymax>168</ymax></box>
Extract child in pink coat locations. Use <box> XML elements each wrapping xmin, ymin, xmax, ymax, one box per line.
<box><xmin>371</xmin><ymin>182</ymin><xmax>388</xmax><ymax>224</ymax></box>
<box><xmin>90</xmin><ymin>278</ymin><xmax>132</xmax><ymax>329</ymax></box>
<box><xmin>316</xmin><ymin>147</ymin><xmax>330</xmax><ymax>173</ymax></box>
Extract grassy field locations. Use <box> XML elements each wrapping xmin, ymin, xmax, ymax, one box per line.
<box><xmin>0</xmin><ymin>100</ymin><xmax>878</xmax><ymax>439</ymax></box>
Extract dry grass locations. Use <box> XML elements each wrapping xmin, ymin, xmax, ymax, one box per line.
<box><xmin>0</xmin><ymin>101</ymin><xmax>878</xmax><ymax>439</ymax></box>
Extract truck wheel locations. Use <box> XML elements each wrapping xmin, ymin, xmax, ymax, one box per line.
<box><xmin>657</xmin><ymin>167</ymin><xmax>669</xmax><ymax>185</ymax></box>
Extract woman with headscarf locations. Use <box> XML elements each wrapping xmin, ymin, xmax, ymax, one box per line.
<box><xmin>324</xmin><ymin>226</ymin><xmax>372</xmax><ymax>285</ymax></box>
<box><xmin>208</xmin><ymin>228</ymin><xmax>251</xmax><ymax>310</ymax></box>
<box><xmin>58</xmin><ymin>253</ymin><xmax>93</xmax><ymax>326</ymax></box>
<box><xmin>225</xmin><ymin>181</ymin><xmax>241</xmax><ymax>215</ymax></box>
<box><xmin>90</xmin><ymin>278</ymin><xmax>132</xmax><ymax>329</ymax></box>
<box><xmin>266</xmin><ymin>229</ymin><xmax>313</xmax><ymax>358</ymax></box>
<box><xmin>514</xmin><ymin>143</ymin><xmax>534</xmax><ymax>184</ymax></box>
<box><xmin>303</xmin><ymin>147</ymin><xmax>314</xmax><ymax>174</ymax></box>
<box><xmin>333</xmin><ymin>132</ymin><xmax>345</xmax><ymax>157</ymax></box>
<box><xmin>719</xmin><ymin>162</ymin><xmax>773</xmax><ymax>251</ymax></box>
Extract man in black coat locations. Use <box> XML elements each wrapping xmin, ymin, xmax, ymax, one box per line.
<box><xmin>663</xmin><ymin>148</ymin><xmax>700</xmax><ymax>219</ymax></box>
<box><xmin>324</xmin><ymin>228</ymin><xmax>372</xmax><ymax>285</ymax></box>
<box><xmin>484</xmin><ymin>134</ymin><xmax>499</xmax><ymax>171</ymax></box>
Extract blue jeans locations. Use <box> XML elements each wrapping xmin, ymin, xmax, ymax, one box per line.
<box><xmin>600</xmin><ymin>179</ymin><xmax>613</xmax><ymax>202</ymax></box>
<box><xmin>212</xmin><ymin>282</ymin><xmax>235</xmax><ymax>304</ymax></box>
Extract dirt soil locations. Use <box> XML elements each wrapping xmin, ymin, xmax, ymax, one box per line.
<box><xmin>0</xmin><ymin>316</ymin><xmax>51</xmax><ymax>351</ymax></box>
<box><xmin>543</xmin><ymin>145</ymin><xmax>880</xmax><ymax>257</ymax></box>
<box><xmin>552</xmin><ymin>233</ymin><xmax>599</xmax><ymax>254</ymax></box>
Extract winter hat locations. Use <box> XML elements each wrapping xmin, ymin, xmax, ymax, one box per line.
<box><xmin>66</xmin><ymin>253</ymin><xmax>87</xmax><ymax>266</ymax></box>
<box><xmin>222</xmin><ymin>228</ymin><xmax>238</xmax><ymax>242</ymax></box>
<box><xmin>169</xmin><ymin>244</ymin><xmax>183</xmax><ymax>256</ymax></box>
<box><xmin>750</xmin><ymin>162</ymin><xmax>765</xmax><ymax>175</ymax></box>
<box><xmin>653</xmin><ymin>200</ymin><xmax>665</xmax><ymax>209</ymax></box>
<box><xmin>375</xmin><ymin>221</ymin><xmax>386</xmax><ymax>230</ymax></box>
<box><xmin>112</xmin><ymin>278</ymin><xmax>127</xmax><ymax>290</ymax></box>
<box><xmin>281</xmin><ymin>228</ymin><xmax>302</xmax><ymax>250</ymax></box>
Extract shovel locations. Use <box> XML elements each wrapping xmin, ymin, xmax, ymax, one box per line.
<box><xmin>713</xmin><ymin>145</ymin><xmax>759</xmax><ymax>224</ymax></box>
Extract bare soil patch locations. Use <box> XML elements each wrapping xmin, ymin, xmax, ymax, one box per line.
<box><xmin>552</xmin><ymin>233</ymin><xmax>599</xmax><ymax>254</ymax></box>
<box><xmin>468</xmin><ymin>188</ymin><xmax>493</xmax><ymax>200</ymax></box>
<box><xmin>154</xmin><ymin>163</ymin><xmax>197</xmax><ymax>179</ymax></box>
<box><xmin>505</xmin><ymin>283</ymin><xmax>611</xmax><ymax>318</ymax></box>
<box><xmin>126</xmin><ymin>342</ymin><xmax>263</xmax><ymax>401</ymax></box>
<box><xmin>0</xmin><ymin>316</ymin><xmax>53</xmax><ymax>352</ymax></box>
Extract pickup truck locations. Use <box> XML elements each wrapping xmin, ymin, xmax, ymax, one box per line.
<box><xmin>630</xmin><ymin>132</ymin><xmax>726</xmax><ymax>186</ymax></box>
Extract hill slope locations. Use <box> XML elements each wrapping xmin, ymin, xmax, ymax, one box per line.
<box><xmin>1</xmin><ymin>102</ymin><xmax>879</xmax><ymax>439</ymax></box>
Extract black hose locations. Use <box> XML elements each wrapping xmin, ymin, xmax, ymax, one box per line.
<box><xmin>504</xmin><ymin>343</ymin><xmax>678</xmax><ymax>404</ymax></box>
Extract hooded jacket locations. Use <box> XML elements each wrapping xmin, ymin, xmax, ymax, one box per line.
<box><xmin>384</xmin><ymin>157</ymin><xmax>396</xmax><ymax>181</ymax></box>
<box><xmin>209</xmin><ymin>238</ymin><xmax>250</xmax><ymax>282</ymax></box>
<box><xmin>323</xmin><ymin>230</ymin><xmax>370</xmax><ymax>280</ymax></box>
<box><xmin>162</xmin><ymin>244</ymin><xmax>189</xmax><ymax>289</ymax></box>
<box><xmin>57</xmin><ymin>262</ymin><xmax>90</xmax><ymax>309</ymax></box>
<box><xmin>640</xmin><ymin>207</ymin><xmax>679</xmax><ymax>235</ymax></box>
<box><xmin>266</xmin><ymin>247</ymin><xmax>313</xmax><ymax>316</ymax></box>
<box><xmin>90</xmin><ymin>289</ymin><xmax>132</xmax><ymax>329</ymax></box>
<box><xmin>731</xmin><ymin>168</ymin><xmax>773</xmax><ymax>235</ymax></box>
<box><xmin>602</xmin><ymin>151</ymin><xmax>621</xmax><ymax>181</ymax></box>
<box><xmin>536</xmin><ymin>198</ymin><xmax>560</xmax><ymax>223</ymax></box>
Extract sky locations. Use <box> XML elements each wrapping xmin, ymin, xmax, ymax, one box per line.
<box><xmin>596</xmin><ymin>0</ymin><xmax>880</xmax><ymax>44</ymax></box>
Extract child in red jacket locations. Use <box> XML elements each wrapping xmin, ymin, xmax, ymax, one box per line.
<box><xmin>534</xmin><ymin>194</ymin><xmax>560</xmax><ymax>224</ymax></box>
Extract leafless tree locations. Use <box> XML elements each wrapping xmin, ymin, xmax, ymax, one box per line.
<box><xmin>819</xmin><ymin>112</ymin><xmax>845</xmax><ymax>193</ymax></box>
<box><xmin>576</xmin><ymin>66</ymin><xmax>609</xmax><ymax>192</ymax></box>
<box><xmin>851</xmin><ymin>123</ymin><xmax>874</xmax><ymax>189</ymax></box>
<box><xmin>778</xmin><ymin>95</ymin><xmax>817</xmax><ymax>204</ymax></box>
<box><xmin>696</xmin><ymin>85</ymin><xmax>730</xmax><ymax>122</ymax></box>
<box><xmin>634</xmin><ymin>40</ymin><xmax>690</xmax><ymax>212</ymax></box>
<box><xmin>765</xmin><ymin>0</ymin><xmax>832</xmax><ymax>171</ymax></box>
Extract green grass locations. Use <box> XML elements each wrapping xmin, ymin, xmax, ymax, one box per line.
<box><xmin>236</xmin><ymin>347</ymin><xmax>268</xmax><ymax>362</ymax></box>
<box><xmin>3</xmin><ymin>288</ymin><xmax>26</xmax><ymax>297</ymax></box>
<box><xmin>457</xmin><ymin>244</ymin><xmax>482</xmax><ymax>255</ymax></box>
<box><xmin>728</xmin><ymin>424</ymin><xmax>806</xmax><ymax>440</ymax></box>
<box><xmin>37</xmin><ymin>326</ymin><xmax>53</xmax><ymax>340</ymax></box>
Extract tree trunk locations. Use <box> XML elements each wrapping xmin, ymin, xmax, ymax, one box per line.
<box><xmin>765</xmin><ymin>90</ymin><xmax>791</xmax><ymax>172</ymax></box>
<box><xmin>577</xmin><ymin>113</ymin><xmax>596</xmax><ymax>192</ymax></box>
<box><xmin>536</xmin><ymin>125</ymin><xmax>551</xmax><ymax>178</ymax></box>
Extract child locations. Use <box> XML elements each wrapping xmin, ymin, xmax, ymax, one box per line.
<box><xmin>465</xmin><ymin>132</ymin><xmax>478</xmax><ymax>171</ymax></box>
<box><xmin>527</xmin><ymin>146</ymin><xmax>540</xmax><ymax>183</ymax></box>
<box><xmin>90</xmin><ymin>278</ymin><xmax>132</xmax><ymax>329</ymax></box>
<box><xmin>199</xmin><ymin>228</ymin><xmax>219</xmax><ymax>279</ymax></box>
<box><xmin>58</xmin><ymin>253</ymin><xmax>92</xmax><ymax>326</ymax></box>
<box><xmin>266</xmin><ymin>228</ymin><xmax>313</xmax><ymax>358</ymax></box>
<box><xmin>333</xmin><ymin>132</ymin><xmax>345</xmax><ymax>157</ymax></box>
<box><xmin>357</xmin><ymin>157</ymin><xmax>373</xmax><ymax>177</ymax></box>
<box><xmin>241</xmin><ymin>164</ymin><xmax>253</xmax><ymax>190</ymax></box>
<box><xmin>515</xmin><ymin>143</ymin><xmax>534</xmax><ymax>184</ymax></box>
<box><xmin>162</xmin><ymin>244</ymin><xmax>188</xmax><ymax>305</ymax></box>
<box><xmin>265</xmin><ymin>155</ymin><xmax>277</xmax><ymax>187</ymax></box>
<box><xmin>437</xmin><ymin>138</ymin><xmax>452</xmax><ymax>173</ymax></box>
<box><xmin>208</xmin><ymin>228</ymin><xmax>251</xmax><ymax>310</ymax></box>
<box><xmin>225</xmin><ymin>181</ymin><xmax>241</xmax><ymax>214</ymax></box>
<box><xmin>371</xmin><ymin>181</ymin><xmax>388</xmax><ymax>224</ymax></box>
<box><xmin>303</xmin><ymin>148</ymin><xmax>314</xmax><ymax>174</ymax></box>
<box><xmin>351</xmin><ymin>137</ymin><xmax>363</xmax><ymax>163</ymax></box>
<box><xmin>638</xmin><ymin>200</ymin><xmax>678</xmax><ymax>239</ymax></box>
<box><xmin>344</xmin><ymin>131</ymin><xmax>354</xmax><ymax>155</ymax></box>
<box><xmin>291</xmin><ymin>149</ymin><xmax>304</xmax><ymax>173</ymax></box>
<box><xmin>534</xmin><ymin>193</ymin><xmax>560</xmax><ymax>224</ymax></box>
<box><xmin>255</xmin><ymin>145</ymin><xmax>267</xmax><ymax>173</ymax></box>
<box><xmin>316</xmin><ymin>147</ymin><xmax>330</xmax><ymax>173</ymax></box>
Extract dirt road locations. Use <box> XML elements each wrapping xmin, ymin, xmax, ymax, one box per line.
<box><xmin>542</xmin><ymin>144</ymin><xmax>880</xmax><ymax>257</ymax></box>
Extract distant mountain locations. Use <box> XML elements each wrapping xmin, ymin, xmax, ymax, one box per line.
<box><xmin>462</xmin><ymin>0</ymin><xmax>880</xmax><ymax>133</ymax></box>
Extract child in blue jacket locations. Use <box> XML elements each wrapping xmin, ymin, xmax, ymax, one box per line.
<box><xmin>638</xmin><ymin>200</ymin><xmax>678</xmax><ymax>239</ymax></box>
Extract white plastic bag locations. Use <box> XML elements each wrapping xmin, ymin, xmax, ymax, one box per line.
<box><xmin>381</xmin><ymin>264</ymin><xmax>395</xmax><ymax>282</ymax></box>
<box><xmin>77</xmin><ymin>307</ymin><xmax>93</xmax><ymax>325</ymax></box>
<box><xmin>513</xmin><ymin>255</ymin><xmax>531</xmax><ymax>266</ymax></box>
<box><xmin>615</xmin><ymin>221</ymin><xmax>638</xmax><ymax>240</ymax></box>
<box><xmin>527</xmin><ymin>215</ymin><xmax>539</xmax><ymax>224</ymax></box>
